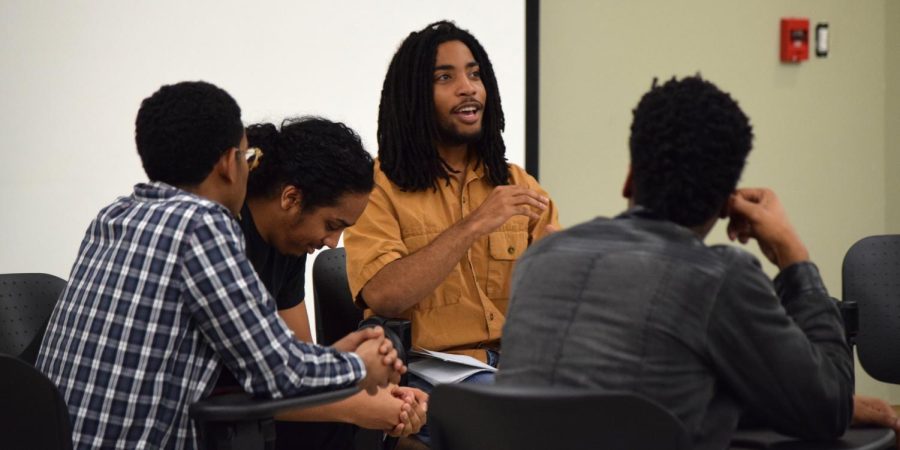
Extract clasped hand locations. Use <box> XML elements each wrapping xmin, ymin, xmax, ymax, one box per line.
<box><xmin>333</xmin><ymin>326</ymin><xmax>407</xmax><ymax>394</ymax></box>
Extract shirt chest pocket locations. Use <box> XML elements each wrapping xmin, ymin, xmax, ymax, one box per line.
<box><xmin>403</xmin><ymin>232</ymin><xmax>463</xmax><ymax>311</ymax></box>
<box><xmin>485</xmin><ymin>230</ymin><xmax>528</xmax><ymax>300</ymax></box>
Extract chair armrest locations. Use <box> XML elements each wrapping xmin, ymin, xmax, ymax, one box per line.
<box><xmin>839</xmin><ymin>300</ymin><xmax>858</xmax><ymax>348</ymax></box>
<box><xmin>190</xmin><ymin>387</ymin><xmax>359</xmax><ymax>450</ymax></box>
<box><xmin>189</xmin><ymin>386</ymin><xmax>359</xmax><ymax>422</ymax></box>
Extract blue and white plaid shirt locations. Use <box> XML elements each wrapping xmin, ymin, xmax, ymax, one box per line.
<box><xmin>37</xmin><ymin>182</ymin><xmax>365</xmax><ymax>449</ymax></box>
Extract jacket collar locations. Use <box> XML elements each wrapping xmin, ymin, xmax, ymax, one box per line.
<box><xmin>615</xmin><ymin>206</ymin><xmax>706</xmax><ymax>244</ymax></box>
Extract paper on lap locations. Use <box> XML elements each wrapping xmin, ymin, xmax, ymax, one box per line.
<box><xmin>408</xmin><ymin>348</ymin><xmax>496</xmax><ymax>385</ymax></box>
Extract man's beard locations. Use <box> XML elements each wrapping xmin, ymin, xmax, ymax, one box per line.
<box><xmin>437</xmin><ymin>122</ymin><xmax>483</xmax><ymax>147</ymax></box>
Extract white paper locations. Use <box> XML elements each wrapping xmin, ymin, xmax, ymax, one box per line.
<box><xmin>408</xmin><ymin>348</ymin><xmax>496</xmax><ymax>385</ymax></box>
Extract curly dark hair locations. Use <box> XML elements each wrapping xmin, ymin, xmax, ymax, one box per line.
<box><xmin>378</xmin><ymin>20</ymin><xmax>509</xmax><ymax>191</ymax></box>
<box><xmin>135</xmin><ymin>81</ymin><xmax>243</xmax><ymax>186</ymax></box>
<box><xmin>245</xmin><ymin>117</ymin><xmax>374</xmax><ymax>211</ymax></box>
<box><xmin>629</xmin><ymin>75</ymin><xmax>754</xmax><ymax>227</ymax></box>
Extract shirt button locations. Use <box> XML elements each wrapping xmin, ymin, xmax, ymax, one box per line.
<box><xmin>462</xmin><ymin>197</ymin><xmax>467</xmax><ymax>204</ymax></box>
<box><xmin>489</xmin><ymin>312</ymin><xmax>495</xmax><ymax>321</ymax></box>
<box><xmin>507</xmin><ymin>246</ymin><xmax>515</xmax><ymax>255</ymax></box>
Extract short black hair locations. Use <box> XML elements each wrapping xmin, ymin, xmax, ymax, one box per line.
<box><xmin>245</xmin><ymin>117</ymin><xmax>374</xmax><ymax>211</ymax></box>
<box><xmin>378</xmin><ymin>20</ymin><xmax>509</xmax><ymax>191</ymax></box>
<box><xmin>135</xmin><ymin>81</ymin><xmax>243</xmax><ymax>186</ymax></box>
<box><xmin>629</xmin><ymin>75</ymin><xmax>754</xmax><ymax>227</ymax></box>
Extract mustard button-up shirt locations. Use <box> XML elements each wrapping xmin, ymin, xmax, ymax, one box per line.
<box><xmin>345</xmin><ymin>160</ymin><xmax>559</xmax><ymax>362</ymax></box>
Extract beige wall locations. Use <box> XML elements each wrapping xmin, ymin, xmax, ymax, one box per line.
<box><xmin>540</xmin><ymin>0</ymin><xmax>896</xmax><ymax>400</ymax></box>
<box><xmin>888</xmin><ymin>0</ymin><xmax>900</xmax><ymax>233</ymax></box>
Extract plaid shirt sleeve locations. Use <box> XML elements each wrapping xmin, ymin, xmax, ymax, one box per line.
<box><xmin>181</xmin><ymin>211</ymin><xmax>366</xmax><ymax>396</ymax></box>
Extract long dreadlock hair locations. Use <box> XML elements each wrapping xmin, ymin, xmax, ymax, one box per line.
<box><xmin>378</xmin><ymin>20</ymin><xmax>509</xmax><ymax>191</ymax></box>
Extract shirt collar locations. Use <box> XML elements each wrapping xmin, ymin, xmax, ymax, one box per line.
<box><xmin>615</xmin><ymin>205</ymin><xmax>705</xmax><ymax>243</ymax></box>
<box><xmin>615</xmin><ymin>205</ymin><xmax>660</xmax><ymax>221</ymax></box>
<box><xmin>464</xmin><ymin>160</ymin><xmax>487</xmax><ymax>184</ymax></box>
<box><xmin>132</xmin><ymin>181</ymin><xmax>233</xmax><ymax>216</ymax></box>
<box><xmin>132</xmin><ymin>181</ymin><xmax>181</xmax><ymax>201</ymax></box>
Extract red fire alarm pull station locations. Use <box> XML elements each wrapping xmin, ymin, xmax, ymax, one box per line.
<box><xmin>780</xmin><ymin>18</ymin><xmax>810</xmax><ymax>63</ymax></box>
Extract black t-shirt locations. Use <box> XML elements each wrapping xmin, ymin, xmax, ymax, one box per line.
<box><xmin>239</xmin><ymin>203</ymin><xmax>307</xmax><ymax>310</ymax></box>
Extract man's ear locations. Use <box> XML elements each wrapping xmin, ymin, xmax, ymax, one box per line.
<box><xmin>280</xmin><ymin>185</ymin><xmax>304</xmax><ymax>213</ymax></box>
<box><xmin>622</xmin><ymin>165</ymin><xmax>634</xmax><ymax>199</ymax></box>
<box><xmin>214</xmin><ymin>147</ymin><xmax>241</xmax><ymax>183</ymax></box>
<box><xmin>719</xmin><ymin>196</ymin><xmax>732</xmax><ymax>219</ymax></box>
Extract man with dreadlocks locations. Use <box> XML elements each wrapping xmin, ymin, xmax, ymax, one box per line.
<box><xmin>344</xmin><ymin>21</ymin><xmax>558</xmax><ymax>383</ymax></box>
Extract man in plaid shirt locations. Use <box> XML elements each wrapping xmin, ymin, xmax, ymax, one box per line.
<box><xmin>36</xmin><ymin>81</ymin><xmax>403</xmax><ymax>449</ymax></box>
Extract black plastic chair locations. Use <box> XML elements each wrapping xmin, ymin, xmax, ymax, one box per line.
<box><xmin>843</xmin><ymin>235</ymin><xmax>900</xmax><ymax>383</ymax></box>
<box><xmin>839</xmin><ymin>235</ymin><xmax>900</xmax><ymax>449</ymax></box>
<box><xmin>0</xmin><ymin>273</ymin><xmax>66</xmax><ymax>364</ymax></box>
<box><xmin>0</xmin><ymin>353</ymin><xmax>73</xmax><ymax>450</ymax></box>
<box><xmin>313</xmin><ymin>247</ymin><xmax>366</xmax><ymax>347</ymax></box>
<box><xmin>311</xmin><ymin>247</ymin><xmax>412</xmax><ymax>450</ymax></box>
<box><xmin>312</xmin><ymin>247</ymin><xmax>411</xmax><ymax>369</ymax></box>
<box><xmin>0</xmin><ymin>274</ymin><xmax>71</xmax><ymax>449</ymax></box>
<box><xmin>428</xmin><ymin>383</ymin><xmax>690</xmax><ymax>450</ymax></box>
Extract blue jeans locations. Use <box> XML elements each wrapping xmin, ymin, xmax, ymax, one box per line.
<box><xmin>408</xmin><ymin>349</ymin><xmax>499</xmax><ymax>445</ymax></box>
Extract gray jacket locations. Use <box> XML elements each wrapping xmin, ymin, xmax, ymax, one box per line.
<box><xmin>497</xmin><ymin>208</ymin><xmax>853</xmax><ymax>450</ymax></box>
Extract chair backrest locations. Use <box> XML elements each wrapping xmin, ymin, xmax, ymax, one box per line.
<box><xmin>312</xmin><ymin>248</ymin><xmax>362</xmax><ymax>346</ymax></box>
<box><xmin>429</xmin><ymin>384</ymin><xmax>690</xmax><ymax>450</ymax></box>
<box><xmin>0</xmin><ymin>353</ymin><xmax>73</xmax><ymax>450</ymax></box>
<box><xmin>310</xmin><ymin>248</ymin><xmax>409</xmax><ymax>450</ymax></box>
<box><xmin>843</xmin><ymin>234</ymin><xmax>900</xmax><ymax>383</ymax></box>
<box><xmin>0</xmin><ymin>273</ymin><xmax>66</xmax><ymax>364</ymax></box>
